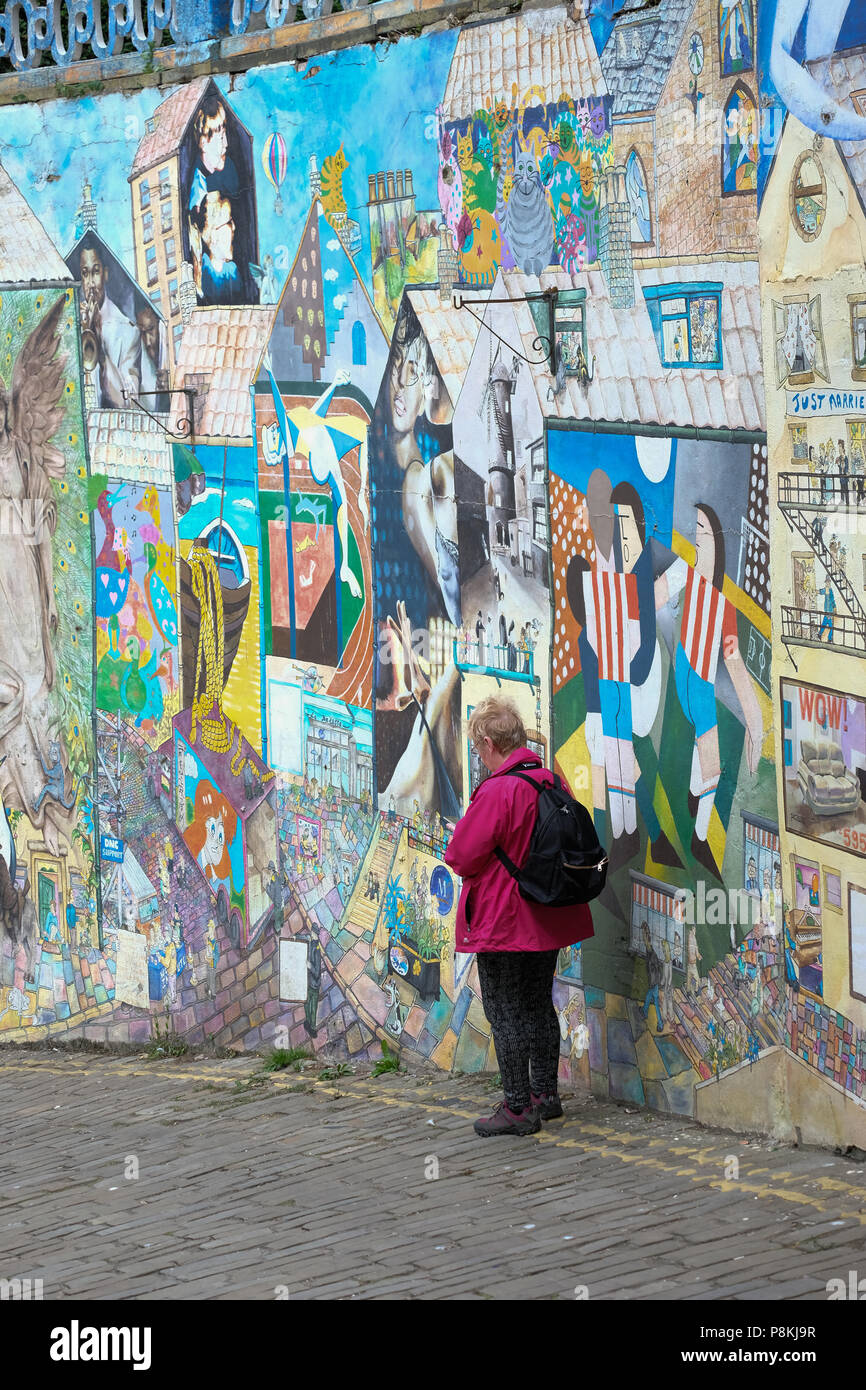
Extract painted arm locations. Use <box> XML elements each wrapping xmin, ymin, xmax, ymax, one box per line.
<box><xmin>725</xmin><ymin>640</ymin><xmax>763</xmax><ymax>775</ymax></box>
<box><xmin>310</xmin><ymin>368</ymin><xmax>350</xmax><ymax>419</ymax></box>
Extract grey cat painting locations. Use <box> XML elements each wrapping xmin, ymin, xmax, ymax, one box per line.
<box><xmin>497</xmin><ymin>139</ymin><xmax>555</xmax><ymax>277</ymax></box>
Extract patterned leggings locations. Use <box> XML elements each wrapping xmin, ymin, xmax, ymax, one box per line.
<box><xmin>476</xmin><ymin>950</ymin><xmax>560</xmax><ymax>1111</ymax></box>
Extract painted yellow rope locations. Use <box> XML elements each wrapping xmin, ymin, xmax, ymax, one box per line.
<box><xmin>187</xmin><ymin>545</ymin><xmax>274</xmax><ymax>786</ymax></box>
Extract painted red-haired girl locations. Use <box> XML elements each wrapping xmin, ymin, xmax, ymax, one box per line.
<box><xmin>183</xmin><ymin>780</ymin><xmax>237</xmax><ymax>898</ymax></box>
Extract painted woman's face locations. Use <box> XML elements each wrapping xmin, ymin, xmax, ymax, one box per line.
<box><xmin>389</xmin><ymin>344</ymin><xmax>427</xmax><ymax>437</ymax></box>
<box><xmin>204</xmin><ymin>812</ymin><xmax>225</xmax><ymax>865</ymax></box>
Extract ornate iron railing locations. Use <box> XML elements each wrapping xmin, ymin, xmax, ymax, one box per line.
<box><xmin>0</xmin><ymin>0</ymin><xmax>445</xmax><ymax>74</ymax></box>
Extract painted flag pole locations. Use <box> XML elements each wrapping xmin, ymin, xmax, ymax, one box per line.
<box><xmin>328</xmin><ymin>467</ymin><xmax>343</xmax><ymax>670</ymax></box>
<box><xmin>266</xmin><ymin>368</ymin><xmax>297</xmax><ymax>660</ymax></box>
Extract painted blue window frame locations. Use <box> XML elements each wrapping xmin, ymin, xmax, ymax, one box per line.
<box><xmin>643</xmin><ymin>281</ymin><xmax>724</xmax><ymax>370</ymax></box>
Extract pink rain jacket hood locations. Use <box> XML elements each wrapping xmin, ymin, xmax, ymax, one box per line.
<box><xmin>444</xmin><ymin>747</ymin><xmax>595</xmax><ymax>953</ymax></box>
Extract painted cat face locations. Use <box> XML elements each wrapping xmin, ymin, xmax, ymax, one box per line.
<box><xmin>513</xmin><ymin>152</ymin><xmax>539</xmax><ymax>194</ymax></box>
<box><xmin>580</xmin><ymin>150</ymin><xmax>594</xmax><ymax>197</ymax></box>
<box><xmin>590</xmin><ymin>104</ymin><xmax>606</xmax><ymax>139</ymax></box>
<box><xmin>457</xmin><ymin>134</ymin><xmax>474</xmax><ymax>170</ymax></box>
<box><xmin>494</xmin><ymin>100</ymin><xmax>509</xmax><ymax>128</ymax></box>
<box><xmin>558</xmin><ymin>119</ymin><xmax>575</xmax><ymax>152</ymax></box>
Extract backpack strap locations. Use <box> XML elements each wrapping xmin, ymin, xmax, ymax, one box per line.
<box><xmin>493</xmin><ymin>767</ymin><xmax>560</xmax><ymax>877</ymax></box>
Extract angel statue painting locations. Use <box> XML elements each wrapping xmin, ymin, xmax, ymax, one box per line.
<box><xmin>0</xmin><ymin>294</ymin><xmax>75</xmax><ymax>856</ymax></box>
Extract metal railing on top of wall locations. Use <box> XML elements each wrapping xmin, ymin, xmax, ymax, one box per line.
<box><xmin>0</xmin><ymin>0</ymin><xmax>491</xmax><ymax>78</ymax></box>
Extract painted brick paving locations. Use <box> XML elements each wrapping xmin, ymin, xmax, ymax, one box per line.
<box><xmin>1</xmin><ymin>1051</ymin><xmax>865</xmax><ymax>1301</ymax></box>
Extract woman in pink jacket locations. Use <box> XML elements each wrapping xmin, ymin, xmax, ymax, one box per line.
<box><xmin>445</xmin><ymin>696</ymin><xmax>594</xmax><ymax>1136</ymax></box>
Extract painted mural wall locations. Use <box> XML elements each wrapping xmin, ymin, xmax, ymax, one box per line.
<box><xmin>760</xmin><ymin>0</ymin><xmax>866</xmax><ymax>1107</ymax></box>
<box><xmin>0</xmin><ymin>0</ymin><xmax>863</xmax><ymax>1139</ymax></box>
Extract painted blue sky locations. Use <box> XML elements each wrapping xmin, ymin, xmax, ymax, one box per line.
<box><xmin>0</xmin><ymin>31</ymin><xmax>457</xmax><ymax>300</ymax></box>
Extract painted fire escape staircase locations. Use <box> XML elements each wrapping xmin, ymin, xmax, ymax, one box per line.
<box><xmin>777</xmin><ymin>471</ymin><xmax>866</xmax><ymax>662</ymax></box>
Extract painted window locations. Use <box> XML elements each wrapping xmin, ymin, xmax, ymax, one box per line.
<box><xmin>159</xmin><ymin>168</ymin><xmax>171</xmax><ymax>199</ymax></box>
<box><xmin>773</xmin><ymin>295</ymin><xmax>828</xmax><ymax>386</ymax></box>
<box><xmin>742</xmin><ymin>814</ymin><xmax>780</xmax><ymax>902</ymax></box>
<box><xmin>718</xmin><ymin>0</ymin><xmax>753</xmax><ymax>75</ymax></box>
<box><xmin>530</xmin><ymin>440</ymin><xmax>545</xmax><ymax>483</ymax></box>
<box><xmin>161</xmin><ymin>200</ymin><xmax>173</xmax><ymax>235</ymax></box>
<box><xmin>850</xmin><ymin>297</ymin><xmax>866</xmax><ymax>380</ymax></box>
<box><xmin>554</xmin><ymin>290</ymin><xmax>587</xmax><ymax>375</ymax></box>
<box><xmin>142</xmin><ymin>211</ymin><xmax>153</xmax><ymax>244</ymax></box>
<box><xmin>630</xmin><ymin>878</ymin><xmax>685</xmax><ymax>970</ymax></box>
<box><xmin>824</xmin><ymin>870</ymin><xmax>842</xmax><ymax>911</ymax></box>
<box><xmin>352</xmin><ymin>320</ymin><xmax>366</xmax><ymax>366</ymax></box>
<box><xmin>139</xmin><ymin>180</ymin><xmax>151</xmax><ymax>210</ymax></box>
<box><xmin>791</xmin><ymin>151</ymin><xmax>826</xmax><ymax>241</ymax></box>
<box><xmin>644</xmin><ymin>283</ymin><xmax>722</xmax><ymax>368</ymax></box>
<box><xmin>145</xmin><ymin>244</ymin><xmax>158</xmax><ymax>286</ymax></box>
<box><xmin>149</xmin><ymin>288</ymin><xmax>162</xmax><ymax>312</ymax></box>
<box><xmin>625</xmin><ymin>150</ymin><xmax>652</xmax><ymax>243</ymax></box>
<box><xmin>532</xmin><ymin>501</ymin><xmax>547</xmax><ymax>544</ymax></box>
<box><xmin>789</xmin><ymin>424</ymin><xmax>808</xmax><ymax>460</ymax></box>
<box><xmin>169</xmin><ymin>278</ymin><xmax>178</xmax><ymax>316</ymax></box>
<box><xmin>722</xmin><ymin>84</ymin><xmax>757</xmax><ymax>194</ymax></box>
<box><xmin>851</xmin><ymin>885</ymin><xmax>866</xmax><ymax>1002</ymax></box>
<box><xmin>165</xmin><ymin>237</ymin><xmax>177</xmax><ymax>273</ymax></box>
<box><xmin>172</xmin><ymin>322</ymin><xmax>184</xmax><ymax>353</ymax></box>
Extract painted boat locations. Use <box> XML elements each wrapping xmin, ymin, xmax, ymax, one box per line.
<box><xmin>179</xmin><ymin>524</ymin><xmax>252</xmax><ymax>709</ymax></box>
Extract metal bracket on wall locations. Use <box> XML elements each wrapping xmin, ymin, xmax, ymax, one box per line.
<box><xmin>121</xmin><ymin>387</ymin><xmax>198</xmax><ymax>442</ymax></box>
<box><xmin>452</xmin><ymin>287</ymin><xmax>558</xmax><ymax>374</ymax></box>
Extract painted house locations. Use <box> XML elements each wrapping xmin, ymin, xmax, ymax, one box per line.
<box><xmin>129</xmin><ymin>76</ymin><xmax>261</xmax><ymax>371</ymax></box>
<box><xmin>170</xmin><ymin>304</ymin><xmax>277</xmax><ymax>754</ymax></box>
<box><xmin>253</xmin><ymin>197</ymin><xmax>388</xmax><ymax>769</ymax></box>
<box><xmin>761</xmin><ymin>44</ymin><xmax>866</xmax><ymax>1085</ymax></box>
<box><xmin>66</xmin><ymin>229</ymin><xmax>170</xmax><ymax>413</ymax></box>
<box><xmin>601</xmin><ymin>0</ymin><xmax>759</xmax><ymax>261</ymax></box>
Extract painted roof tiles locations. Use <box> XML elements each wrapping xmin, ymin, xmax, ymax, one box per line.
<box><xmin>504</xmin><ymin>257</ymin><xmax>765</xmax><ymax>433</ymax></box>
<box><xmin>171</xmin><ymin>305</ymin><xmax>277</xmax><ymax>438</ymax></box>
<box><xmin>129</xmin><ymin>76</ymin><xmax>211</xmax><ymax>181</ymax></box>
<box><xmin>599</xmin><ymin>0</ymin><xmax>695</xmax><ymax>116</ymax></box>
<box><xmin>0</xmin><ymin>161</ymin><xmax>71</xmax><ymax>285</ymax></box>
<box><xmin>442</xmin><ymin>6</ymin><xmax>606</xmax><ymax>118</ymax></box>
<box><xmin>407</xmin><ymin>288</ymin><xmax>482</xmax><ymax>406</ymax></box>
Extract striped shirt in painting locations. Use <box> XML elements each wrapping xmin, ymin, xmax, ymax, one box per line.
<box><xmin>665</xmin><ymin>558</ymin><xmax>737</xmax><ymax>683</ymax></box>
<box><xmin>582</xmin><ymin>570</ymin><xmax>640</xmax><ymax>682</ymax></box>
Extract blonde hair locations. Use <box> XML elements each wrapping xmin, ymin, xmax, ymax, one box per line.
<box><xmin>468</xmin><ymin>696</ymin><xmax>526</xmax><ymax>755</ymax></box>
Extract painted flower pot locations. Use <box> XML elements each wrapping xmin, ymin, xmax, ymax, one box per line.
<box><xmin>389</xmin><ymin>936</ymin><xmax>440</xmax><ymax>1002</ymax></box>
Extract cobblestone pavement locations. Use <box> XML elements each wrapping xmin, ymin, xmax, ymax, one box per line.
<box><xmin>1</xmin><ymin>1050</ymin><xmax>865</xmax><ymax>1301</ymax></box>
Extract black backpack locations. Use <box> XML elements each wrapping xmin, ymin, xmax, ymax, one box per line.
<box><xmin>494</xmin><ymin>763</ymin><xmax>608</xmax><ymax>907</ymax></box>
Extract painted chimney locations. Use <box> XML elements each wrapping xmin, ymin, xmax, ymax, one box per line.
<box><xmin>404</xmin><ymin>170</ymin><xmax>413</xmax><ymax>197</ymax></box>
<box><xmin>377</xmin><ymin>172</ymin><xmax>387</xmax><ymax>202</ymax></box>
<box><xmin>309</xmin><ymin>154</ymin><xmax>321</xmax><ymax>200</ymax></box>
<box><xmin>386</xmin><ymin>171</ymin><xmax>396</xmax><ymax>200</ymax></box>
<box><xmin>79</xmin><ymin>180</ymin><xmax>97</xmax><ymax>232</ymax></box>
<box><xmin>395</xmin><ymin>171</ymin><xmax>404</xmax><ymax>198</ymax></box>
<box><xmin>598</xmin><ymin>164</ymin><xmax>634</xmax><ymax>310</ymax></box>
<box><xmin>437</xmin><ymin>223</ymin><xmax>458</xmax><ymax>303</ymax></box>
<box><xmin>368</xmin><ymin>173</ymin><xmax>378</xmax><ymax>203</ymax></box>
<box><xmin>178</xmin><ymin>260</ymin><xmax>197</xmax><ymax>326</ymax></box>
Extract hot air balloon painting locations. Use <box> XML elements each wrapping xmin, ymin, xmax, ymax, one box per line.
<box><xmin>262</xmin><ymin>132</ymin><xmax>287</xmax><ymax>216</ymax></box>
